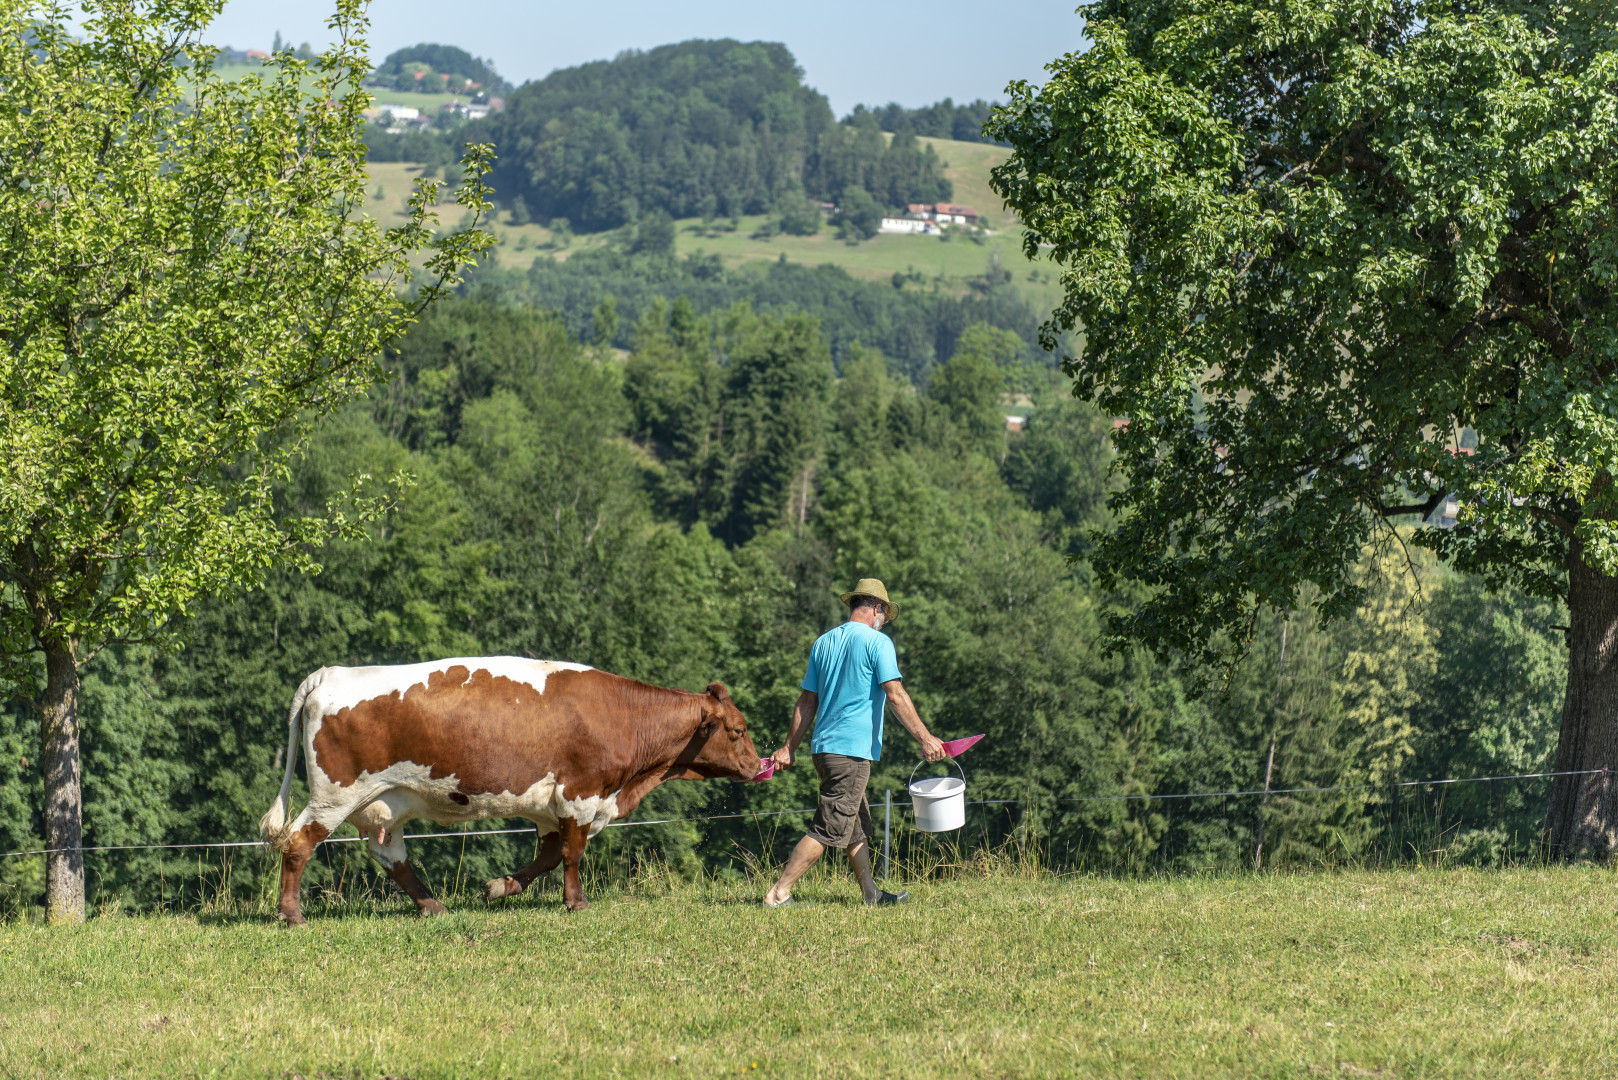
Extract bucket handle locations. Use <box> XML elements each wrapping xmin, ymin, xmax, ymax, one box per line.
<box><xmin>909</xmin><ymin>755</ymin><xmax>966</xmax><ymax>791</ymax></box>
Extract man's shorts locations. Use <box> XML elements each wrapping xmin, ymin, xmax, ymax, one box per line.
<box><xmin>805</xmin><ymin>753</ymin><xmax>874</xmax><ymax>849</ymax></box>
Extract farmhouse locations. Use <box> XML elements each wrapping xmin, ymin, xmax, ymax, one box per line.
<box><xmin>363</xmin><ymin>104</ymin><xmax>420</xmax><ymax>123</ymax></box>
<box><xmin>880</xmin><ymin>216</ymin><xmax>942</xmax><ymax>235</ymax></box>
<box><xmin>905</xmin><ymin>202</ymin><xmax>981</xmax><ymax>225</ymax></box>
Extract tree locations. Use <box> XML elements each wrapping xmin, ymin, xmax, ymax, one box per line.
<box><xmin>369</xmin><ymin>43</ymin><xmax>512</xmax><ymax>95</ymax></box>
<box><xmin>0</xmin><ymin>0</ymin><xmax>492</xmax><ymax>922</ymax></box>
<box><xmin>836</xmin><ymin>187</ymin><xmax>883</xmax><ymax>242</ymax></box>
<box><xmin>988</xmin><ymin>2</ymin><xmax>1618</xmax><ymax>851</ymax></box>
<box><xmin>928</xmin><ymin>324</ymin><xmax>1021</xmax><ymax>457</ymax></box>
<box><xmin>632</xmin><ymin>210</ymin><xmax>677</xmax><ymax>258</ymax></box>
<box><xmin>717</xmin><ymin>309</ymin><xmax>835</xmax><ymax>544</ymax></box>
<box><xmin>776</xmin><ymin>197</ymin><xmax>823</xmax><ymax>237</ymax></box>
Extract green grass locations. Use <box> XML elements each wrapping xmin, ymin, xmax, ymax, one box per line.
<box><xmin>4</xmin><ymin>861</ymin><xmax>1618</xmax><ymax>1078</ymax></box>
<box><xmin>671</xmin><ymin>216</ymin><xmax>1060</xmax><ymax>303</ymax></box>
<box><xmin>207</xmin><ymin>63</ymin><xmax>472</xmax><ymax>112</ymax></box>
<box><xmin>357</xmin><ymin>136</ymin><xmax>1068</xmax><ymax>316</ymax></box>
<box><xmin>914</xmin><ymin>135</ymin><xmax>1019</xmax><ymax>231</ymax></box>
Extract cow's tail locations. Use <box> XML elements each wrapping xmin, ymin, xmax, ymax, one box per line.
<box><xmin>259</xmin><ymin>671</ymin><xmax>321</xmax><ymax>852</ymax></box>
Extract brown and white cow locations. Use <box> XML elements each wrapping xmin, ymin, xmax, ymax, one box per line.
<box><xmin>259</xmin><ymin>657</ymin><xmax>758</xmax><ymax>923</ymax></box>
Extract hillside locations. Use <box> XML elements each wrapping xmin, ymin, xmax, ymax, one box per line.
<box><xmin>465</xmin><ymin>40</ymin><xmax>952</xmax><ymax>232</ymax></box>
<box><xmin>364</xmin><ymin>136</ymin><xmax>1063</xmax><ymax>316</ymax></box>
<box><xmin>4</xmin><ymin>868</ymin><xmax>1611</xmax><ymax>1077</ymax></box>
<box><xmin>205</xmin><ymin>62</ymin><xmax>471</xmax><ymax>112</ymax></box>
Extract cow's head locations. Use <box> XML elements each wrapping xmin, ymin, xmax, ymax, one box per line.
<box><xmin>691</xmin><ymin>681</ymin><xmax>759</xmax><ymax>780</ymax></box>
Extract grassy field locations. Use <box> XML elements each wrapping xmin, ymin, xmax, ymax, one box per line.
<box><xmin>4</xmin><ymin>862</ymin><xmax>1617</xmax><ymax>1078</ymax></box>
<box><xmin>207</xmin><ymin>63</ymin><xmax>470</xmax><ymax>112</ymax></box>
<box><xmin>915</xmin><ymin>135</ymin><xmax>1019</xmax><ymax>231</ymax></box>
<box><xmin>360</xmin><ymin>139</ymin><xmax>1067</xmax><ymax>315</ymax></box>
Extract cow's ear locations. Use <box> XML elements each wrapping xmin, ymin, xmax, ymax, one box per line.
<box><xmin>706</xmin><ymin>681</ymin><xmax>731</xmax><ymax>703</ymax></box>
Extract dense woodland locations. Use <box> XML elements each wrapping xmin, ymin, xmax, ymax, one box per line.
<box><xmin>843</xmin><ymin>98</ymin><xmax>1003</xmax><ymax>144</ymax></box>
<box><xmin>366</xmin><ymin>43</ymin><xmax>512</xmax><ymax>95</ymax></box>
<box><xmin>478</xmin><ymin>240</ymin><xmax>1048</xmax><ymax>381</ymax></box>
<box><xmin>366</xmin><ymin>41</ymin><xmax>958</xmax><ymax>229</ymax></box>
<box><xmin>0</xmin><ymin>286</ymin><xmax>1567</xmax><ymax>911</ymax></box>
<box><xmin>364</xmin><ymin>40</ymin><xmax>1003</xmax><ymax>229</ymax></box>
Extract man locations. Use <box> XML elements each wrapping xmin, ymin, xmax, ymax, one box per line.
<box><xmin>763</xmin><ymin>578</ymin><xmax>946</xmax><ymax>907</ymax></box>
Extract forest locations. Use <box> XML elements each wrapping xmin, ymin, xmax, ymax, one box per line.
<box><xmin>0</xmin><ymin>286</ymin><xmax>1567</xmax><ymax>912</ymax></box>
<box><xmin>371</xmin><ymin>40</ymin><xmax>956</xmax><ymax>230</ymax></box>
<box><xmin>363</xmin><ymin>40</ymin><xmax>998</xmax><ymax>230</ymax></box>
<box><xmin>476</xmin><ymin>238</ymin><xmax>1049</xmax><ymax>381</ymax></box>
<box><xmin>843</xmin><ymin>97</ymin><xmax>1004</xmax><ymax>144</ymax></box>
<box><xmin>365</xmin><ymin>43</ymin><xmax>512</xmax><ymax>95</ymax></box>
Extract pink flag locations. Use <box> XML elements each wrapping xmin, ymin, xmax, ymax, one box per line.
<box><xmin>941</xmin><ymin>734</ymin><xmax>985</xmax><ymax>758</ymax></box>
<box><xmin>741</xmin><ymin>757</ymin><xmax>776</xmax><ymax>782</ymax></box>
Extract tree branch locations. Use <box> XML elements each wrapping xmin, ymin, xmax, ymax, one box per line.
<box><xmin>1375</xmin><ymin>489</ymin><xmax>1447</xmax><ymax>520</ymax></box>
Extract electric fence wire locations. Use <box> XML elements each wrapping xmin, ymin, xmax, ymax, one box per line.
<box><xmin>0</xmin><ymin>766</ymin><xmax>1604</xmax><ymax>860</ymax></box>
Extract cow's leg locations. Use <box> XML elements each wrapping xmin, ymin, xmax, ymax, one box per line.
<box><xmin>277</xmin><ymin>822</ymin><xmax>331</xmax><ymax>926</ymax></box>
<box><xmin>559</xmin><ymin>820</ymin><xmax>592</xmax><ymax>912</ymax></box>
<box><xmin>485</xmin><ymin>829</ymin><xmax>563</xmax><ymax>900</ymax></box>
<box><xmin>365</xmin><ymin>825</ymin><xmax>446</xmax><ymax>917</ymax></box>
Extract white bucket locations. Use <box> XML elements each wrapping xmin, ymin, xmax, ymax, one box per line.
<box><xmin>908</xmin><ymin>758</ymin><xmax>966</xmax><ymax>832</ymax></box>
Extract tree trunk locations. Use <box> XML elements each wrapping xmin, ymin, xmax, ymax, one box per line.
<box><xmin>41</xmin><ymin>641</ymin><xmax>84</xmax><ymax>924</ymax></box>
<box><xmin>1547</xmin><ymin>537</ymin><xmax>1618</xmax><ymax>857</ymax></box>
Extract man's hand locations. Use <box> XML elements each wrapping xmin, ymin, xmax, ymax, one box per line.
<box><xmin>771</xmin><ymin>745</ymin><xmax>795</xmax><ymax>770</ymax></box>
<box><xmin>920</xmin><ymin>733</ymin><xmax>946</xmax><ymax>762</ymax></box>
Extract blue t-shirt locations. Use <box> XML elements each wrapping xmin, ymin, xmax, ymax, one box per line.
<box><xmin>803</xmin><ymin>621</ymin><xmax>902</xmax><ymax>761</ymax></box>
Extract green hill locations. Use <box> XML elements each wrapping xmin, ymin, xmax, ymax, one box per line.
<box><xmin>465</xmin><ymin>39</ymin><xmax>952</xmax><ymax>232</ymax></box>
<box><xmin>363</xmin><ymin>135</ymin><xmax>1061</xmax><ymax>317</ymax></box>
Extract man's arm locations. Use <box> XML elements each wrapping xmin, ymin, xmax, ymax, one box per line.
<box><xmin>771</xmin><ymin>690</ymin><xmax>818</xmax><ymax>769</ymax></box>
<box><xmin>882</xmin><ymin>679</ymin><xmax>945</xmax><ymax>761</ymax></box>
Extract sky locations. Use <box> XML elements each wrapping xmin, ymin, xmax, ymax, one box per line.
<box><xmin>202</xmin><ymin>0</ymin><xmax>1091</xmax><ymax>115</ymax></box>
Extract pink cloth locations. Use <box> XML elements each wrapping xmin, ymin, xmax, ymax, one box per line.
<box><xmin>941</xmin><ymin>734</ymin><xmax>985</xmax><ymax>758</ymax></box>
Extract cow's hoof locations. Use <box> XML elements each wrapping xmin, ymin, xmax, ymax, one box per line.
<box><xmin>417</xmin><ymin>899</ymin><xmax>448</xmax><ymax>917</ymax></box>
<box><xmin>484</xmin><ymin>877</ymin><xmax>522</xmax><ymax>901</ymax></box>
<box><xmin>278</xmin><ymin>911</ymin><xmax>305</xmax><ymax>927</ymax></box>
<box><xmin>564</xmin><ymin>897</ymin><xmax>591</xmax><ymax>912</ymax></box>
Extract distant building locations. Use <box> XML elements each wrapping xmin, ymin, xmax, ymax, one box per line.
<box><xmin>904</xmin><ymin>202</ymin><xmax>981</xmax><ymax>226</ymax></box>
<box><xmin>244</xmin><ymin>49</ymin><xmax>269</xmax><ymax>60</ymax></box>
<box><xmin>1005</xmin><ymin>415</ymin><xmax>1027</xmax><ymax>433</ymax></box>
<box><xmin>934</xmin><ymin>203</ymin><xmax>980</xmax><ymax>225</ymax></box>
<box><xmin>880</xmin><ymin>216</ymin><xmax>941</xmax><ymax>235</ymax></box>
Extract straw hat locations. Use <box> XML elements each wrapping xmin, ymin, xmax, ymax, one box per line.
<box><xmin>839</xmin><ymin>578</ymin><xmax>896</xmax><ymax>619</ymax></box>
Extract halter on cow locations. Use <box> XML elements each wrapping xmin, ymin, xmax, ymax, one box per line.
<box><xmin>259</xmin><ymin>657</ymin><xmax>759</xmax><ymax>923</ymax></box>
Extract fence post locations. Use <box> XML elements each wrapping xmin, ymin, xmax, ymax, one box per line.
<box><xmin>1254</xmin><ymin>619</ymin><xmax>1287</xmax><ymax>871</ymax></box>
<box><xmin>883</xmin><ymin>788</ymin><xmax>892</xmax><ymax>881</ymax></box>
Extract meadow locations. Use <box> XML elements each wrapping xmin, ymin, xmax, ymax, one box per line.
<box><xmin>4</xmin><ymin>861</ymin><xmax>1616</xmax><ymax>1079</ymax></box>
<box><xmin>361</xmin><ymin>139</ymin><xmax>1067</xmax><ymax>312</ymax></box>
<box><xmin>207</xmin><ymin>62</ymin><xmax>470</xmax><ymax>112</ymax></box>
